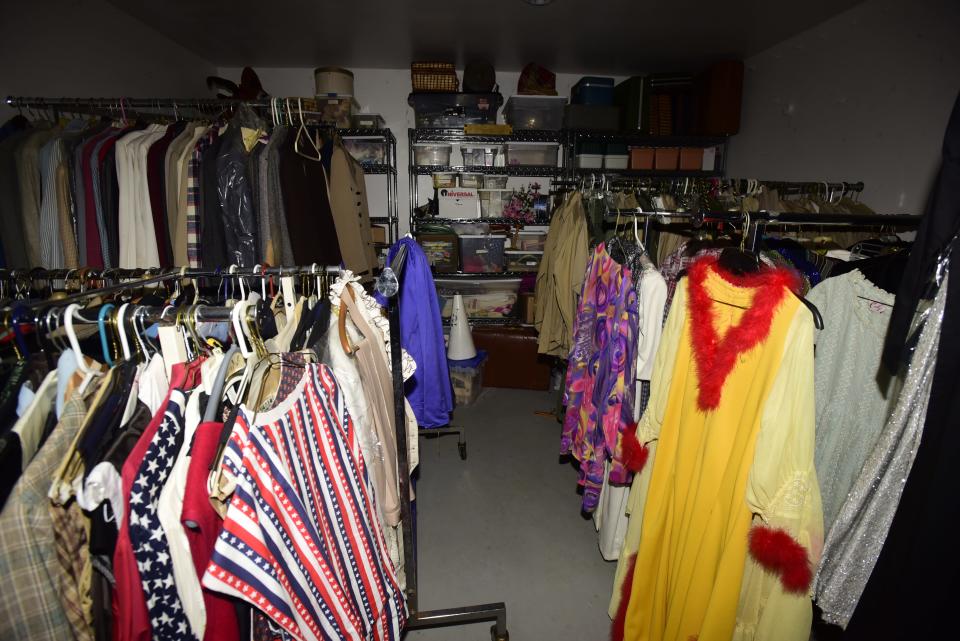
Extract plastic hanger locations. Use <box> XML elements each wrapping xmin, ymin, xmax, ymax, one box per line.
<box><xmin>97</xmin><ymin>303</ymin><xmax>116</xmax><ymax>367</ymax></box>
<box><xmin>116</xmin><ymin>303</ymin><xmax>133</xmax><ymax>361</ymax></box>
<box><xmin>294</xmin><ymin>98</ymin><xmax>323</xmax><ymax>160</ymax></box>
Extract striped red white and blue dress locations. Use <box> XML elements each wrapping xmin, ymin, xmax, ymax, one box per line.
<box><xmin>202</xmin><ymin>363</ymin><xmax>407</xmax><ymax>641</ymax></box>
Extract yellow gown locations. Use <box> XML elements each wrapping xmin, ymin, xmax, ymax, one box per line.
<box><xmin>616</xmin><ymin>259</ymin><xmax>823</xmax><ymax>641</ymax></box>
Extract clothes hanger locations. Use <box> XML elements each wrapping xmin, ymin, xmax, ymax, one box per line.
<box><xmin>97</xmin><ymin>303</ymin><xmax>116</xmax><ymax>367</ymax></box>
<box><xmin>116</xmin><ymin>303</ymin><xmax>133</xmax><ymax>361</ymax></box>
<box><xmin>294</xmin><ymin>98</ymin><xmax>323</xmax><ymax>161</ymax></box>
<box><xmin>337</xmin><ymin>285</ymin><xmax>357</xmax><ymax>355</ymax></box>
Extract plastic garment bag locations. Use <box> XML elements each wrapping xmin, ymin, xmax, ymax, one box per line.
<box><xmin>216</xmin><ymin>105</ymin><xmax>262</xmax><ymax>266</ymax></box>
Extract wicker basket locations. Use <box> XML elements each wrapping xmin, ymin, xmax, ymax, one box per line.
<box><xmin>411</xmin><ymin>62</ymin><xmax>459</xmax><ymax>93</ymax></box>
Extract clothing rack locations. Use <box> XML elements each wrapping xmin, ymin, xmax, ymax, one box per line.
<box><xmin>2</xmin><ymin>261</ymin><xmax>511</xmax><ymax>640</ymax></box>
<box><xmin>3</xmin><ymin>95</ymin><xmax>401</xmax><ymax>245</ymax></box>
<box><xmin>378</xmin><ymin>247</ymin><xmax>510</xmax><ymax>640</ymax></box>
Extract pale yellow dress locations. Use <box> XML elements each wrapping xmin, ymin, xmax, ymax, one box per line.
<box><xmin>612</xmin><ymin>263</ymin><xmax>823</xmax><ymax>641</ymax></box>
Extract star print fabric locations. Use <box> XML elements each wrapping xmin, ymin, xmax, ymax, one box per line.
<box><xmin>129</xmin><ymin>391</ymin><xmax>196</xmax><ymax>640</ymax></box>
<box><xmin>203</xmin><ymin>363</ymin><xmax>407</xmax><ymax>641</ymax></box>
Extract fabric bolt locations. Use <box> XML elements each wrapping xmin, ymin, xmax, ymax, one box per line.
<box><xmin>15</xmin><ymin>127</ymin><xmax>57</xmax><ymax>266</ymax></box>
<box><xmin>328</xmin><ymin>142</ymin><xmax>377</xmax><ymax>277</ymax></box>
<box><xmin>277</xmin><ymin>129</ymin><xmax>342</xmax><ymax>265</ymax></box>
<box><xmin>378</xmin><ymin>238</ymin><xmax>452</xmax><ymax>429</ymax></box>
<box><xmin>815</xmin><ymin>270</ymin><xmax>949</xmax><ymax>628</ymax></box>
<box><xmin>203</xmin><ymin>363</ymin><xmax>407</xmax><ymax>641</ymax></box>
<box><xmin>806</xmin><ymin>270</ymin><xmax>899</xmax><ymax>532</ymax></box>
<box><xmin>129</xmin><ymin>391</ymin><xmax>195</xmax><ymax>640</ymax></box>
<box><xmin>0</xmin><ymin>390</ymin><xmax>91</xmax><ymax>640</ymax></box>
<box><xmin>535</xmin><ymin>192</ymin><xmax>590</xmax><ymax>357</ymax></box>
<box><xmin>616</xmin><ymin>258</ymin><xmax>822</xmax><ymax>641</ymax></box>
<box><xmin>561</xmin><ymin>242</ymin><xmax>639</xmax><ymax>512</ymax></box>
<box><xmin>0</xmin><ymin>129</ymin><xmax>31</xmax><ymax>267</ymax></box>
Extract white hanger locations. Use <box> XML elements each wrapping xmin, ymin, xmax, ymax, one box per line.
<box><xmin>253</xmin><ymin>264</ymin><xmax>266</xmax><ymax>299</ymax></box>
<box><xmin>64</xmin><ymin>303</ymin><xmax>93</xmax><ymax>375</ymax></box>
<box><xmin>231</xmin><ymin>301</ymin><xmax>253</xmax><ymax>359</ymax></box>
<box><xmin>116</xmin><ymin>303</ymin><xmax>133</xmax><ymax>361</ymax></box>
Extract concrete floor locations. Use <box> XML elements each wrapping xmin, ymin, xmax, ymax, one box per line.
<box><xmin>404</xmin><ymin>387</ymin><xmax>616</xmax><ymax>641</ymax></box>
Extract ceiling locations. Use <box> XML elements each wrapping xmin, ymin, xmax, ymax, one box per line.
<box><xmin>108</xmin><ymin>0</ymin><xmax>865</xmax><ymax>73</ymax></box>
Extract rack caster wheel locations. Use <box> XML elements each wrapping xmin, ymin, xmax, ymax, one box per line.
<box><xmin>490</xmin><ymin>625</ymin><xmax>509</xmax><ymax>641</ymax></box>
<box><xmin>458</xmin><ymin>442</ymin><xmax>467</xmax><ymax>460</ymax></box>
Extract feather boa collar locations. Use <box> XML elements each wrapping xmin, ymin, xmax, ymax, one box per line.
<box><xmin>687</xmin><ymin>256</ymin><xmax>797</xmax><ymax>411</ymax></box>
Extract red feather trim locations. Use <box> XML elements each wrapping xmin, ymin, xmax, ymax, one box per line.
<box><xmin>687</xmin><ymin>257</ymin><xmax>797</xmax><ymax>411</ymax></box>
<box><xmin>748</xmin><ymin>525</ymin><xmax>812</xmax><ymax>593</ymax></box>
<box><xmin>611</xmin><ymin>554</ymin><xmax>637</xmax><ymax>641</ymax></box>
<box><xmin>621</xmin><ymin>427</ymin><xmax>650</xmax><ymax>473</ymax></box>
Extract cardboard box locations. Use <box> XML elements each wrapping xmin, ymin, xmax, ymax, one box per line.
<box><xmin>371</xmin><ymin>225</ymin><xmax>387</xmax><ymax>244</ymax></box>
<box><xmin>438</xmin><ymin>187</ymin><xmax>479</xmax><ymax>218</ymax></box>
<box><xmin>519</xmin><ymin>292</ymin><xmax>536</xmax><ymax>324</ymax></box>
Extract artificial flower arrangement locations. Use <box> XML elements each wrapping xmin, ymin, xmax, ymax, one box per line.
<box><xmin>503</xmin><ymin>182</ymin><xmax>542</xmax><ymax>224</ymax></box>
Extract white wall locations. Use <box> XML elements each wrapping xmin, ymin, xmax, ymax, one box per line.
<box><xmin>730</xmin><ymin>0</ymin><xmax>960</xmax><ymax>214</ymax></box>
<box><xmin>0</xmin><ymin>0</ymin><xmax>215</xmax><ymax>118</ymax></box>
<box><xmin>218</xmin><ymin>67</ymin><xmax>625</xmax><ymax>235</ymax></box>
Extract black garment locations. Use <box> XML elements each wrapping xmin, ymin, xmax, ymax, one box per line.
<box><xmin>827</xmin><ymin>249</ymin><xmax>910</xmax><ymax>294</ymax></box>
<box><xmin>847</xmin><ymin>95</ymin><xmax>960</xmax><ymax>640</ymax></box>
<box><xmin>277</xmin><ymin>132</ymin><xmax>341</xmax><ymax>265</ymax></box>
<box><xmin>883</xmin><ymin>91</ymin><xmax>960</xmax><ymax>370</ymax></box>
<box><xmin>0</xmin><ymin>432</ymin><xmax>22</xmax><ymax>510</ymax></box>
<box><xmin>216</xmin><ymin>125</ymin><xmax>257</xmax><ymax>267</ymax></box>
<box><xmin>201</xmin><ymin>133</ymin><xmax>229</xmax><ymax>268</ymax></box>
<box><xmin>0</xmin><ymin>129</ymin><xmax>32</xmax><ymax>267</ymax></box>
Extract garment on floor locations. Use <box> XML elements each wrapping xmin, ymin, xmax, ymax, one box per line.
<box><xmin>535</xmin><ymin>191</ymin><xmax>590</xmax><ymax>357</ymax></box>
<box><xmin>815</xmin><ymin>269</ymin><xmax>948</xmax><ymax>629</ymax></box>
<box><xmin>561</xmin><ymin>242</ymin><xmax>639</xmax><ymax>512</ymax></box>
<box><xmin>807</xmin><ymin>270</ymin><xmax>900</xmax><ymax>531</ymax></box>
<box><xmin>614</xmin><ymin>257</ymin><xmax>822</xmax><ymax>641</ymax></box>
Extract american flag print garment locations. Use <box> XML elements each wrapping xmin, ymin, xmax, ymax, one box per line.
<box><xmin>203</xmin><ymin>363</ymin><xmax>407</xmax><ymax>641</ymax></box>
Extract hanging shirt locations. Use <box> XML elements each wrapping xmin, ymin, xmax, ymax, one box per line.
<box><xmin>203</xmin><ymin>363</ymin><xmax>407</xmax><ymax>641</ymax></box>
<box><xmin>561</xmin><ymin>242</ymin><xmax>640</xmax><ymax>512</ymax></box>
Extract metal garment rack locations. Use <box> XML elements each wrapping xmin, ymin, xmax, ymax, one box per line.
<box><xmin>380</xmin><ymin>247</ymin><xmax>509</xmax><ymax>640</ymax></box>
<box><xmin>3</xmin><ymin>96</ymin><xmax>401</xmax><ymax>246</ymax></box>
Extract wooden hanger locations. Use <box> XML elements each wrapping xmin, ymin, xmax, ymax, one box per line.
<box><xmin>337</xmin><ymin>285</ymin><xmax>357</xmax><ymax>355</ymax></box>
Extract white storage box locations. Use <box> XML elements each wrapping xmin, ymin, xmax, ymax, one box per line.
<box><xmin>478</xmin><ymin>189</ymin><xmax>510</xmax><ymax>218</ymax></box>
<box><xmin>505</xmin><ymin>142</ymin><xmax>559</xmax><ymax>166</ymax></box>
<box><xmin>461</xmin><ymin>145</ymin><xmax>502</xmax><ymax>167</ymax></box>
<box><xmin>576</xmin><ymin>153</ymin><xmax>603</xmax><ymax>168</ymax></box>
<box><xmin>342</xmin><ymin>137</ymin><xmax>386</xmax><ymax>164</ymax></box>
<box><xmin>604</xmin><ymin>154</ymin><xmax>629</xmax><ymax>169</ymax></box>
<box><xmin>439</xmin><ymin>187</ymin><xmax>479</xmax><ymax>218</ymax></box>
<box><xmin>413</xmin><ymin>143</ymin><xmax>452</xmax><ymax>165</ymax></box>
<box><xmin>435</xmin><ymin>277</ymin><xmax>522</xmax><ymax>318</ymax></box>
<box><xmin>515</xmin><ymin>230</ymin><xmax>547</xmax><ymax>251</ymax></box>
<box><xmin>460</xmin><ymin>172</ymin><xmax>483</xmax><ymax>188</ymax></box>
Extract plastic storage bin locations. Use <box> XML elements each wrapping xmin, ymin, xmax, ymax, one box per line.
<box><xmin>408</xmin><ymin>92</ymin><xmax>503</xmax><ymax>128</ymax></box>
<box><xmin>576</xmin><ymin>154</ymin><xmax>603</xmax><ymax>169</ymax></box>
<box><xmin>604</xmin><ymin>144</ymin><xmax>629</xmax><ymax>169</ymax></box>
<box><xmin>629</xmin><ymin>147</ymin><xmax>655</xmax><ymax>170</ymax></box>
<box><xmin>435</xmin><ymin>277</ymin><xmax>522</xmax><ymax>318</ymax></box>
<box><xmin>432</xmin><ymin>172</ymin><xmax>457</xmax><ymax>188</ymax></box>
<box><xmin>478</xmin><ymin>189</ymin><xmax>510</xmax><ymax>218</ymax></box>
<box><xmin>416</xmin><ymin>233</ymin><xmax>459</xmax><ymax>273</ymax></box>
<box><xmin>413</xmin><ymin>143</ymin><xmax>452</xmax><ymax>165</ymax></box>
<box><xmin>505</xmin><ymin>250</ymin><xmax>543</xmax><ymax>272</ymax></box>
<box><xmin>459</xmin><ymin>172</ymin><xmax>483</xmax><ymax>188</ymax></box>
<box><xmin>504</xmin><ymin>142</ymin><xmax>559</xmax><ymax>166</ymax></box>
<box><xmin>318</xmin><ymin>96</ymin><xmax>359</xmax><ymax>127</ymax></box>
<box><xmin>504</xmin><ymin>95</ymin><xmax>567</xmax><ymax>130</ymax></box>
<box><xmin>572</xmin><ymin>77</ymin><xmax>615</xmax><ymax>105</ymax></box>
<box><xmin>482</xmin><ymin>175</ymin><xmax>508</xmax><ymax>189</ymax></box>
<box><xmin>655</xmin><ymin>147</ymin><xmax>680</xmax><ymax>170</ymax></box>
<box><xmin>515</xmin><ymin>230</ymin><xmax>547</xmax><ymax>251</ymax></box>
<box><xmin>679</xmin><ymin>147</ymin><xmax>705</xmax><ymax>170</ymax></box>
<box><xmin>461</xmin><ymin>145</ymin><xmax>501</xmax><ymax>167</ymax></box>
<box><xmin>342</xmin><ymin>137</ymin><xmax>386</xmax><ymax>164</ymax></box>
<box><xmin>458</xmin><ymin>234</ymin><xmax>507</xmax><ymax>273</ymax></box>
<box><xmin>351</xmin><ymin>113</ymin><xmax>385</xmax><ymax>129</ymax></box>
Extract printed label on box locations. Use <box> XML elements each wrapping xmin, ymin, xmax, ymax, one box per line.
<box><xmin>439</xmin><ymin>188</ymin><xmax>480</xmax><ymax>218</ymax></box>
